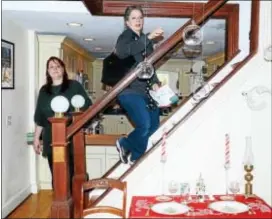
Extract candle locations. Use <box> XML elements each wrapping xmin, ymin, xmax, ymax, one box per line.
<box><xmin>161</xmin><ymin>129</ymin><xmax>167</xmax><ymax>163</ymax></box>
<box><xmin>225</xmin><ymin>133</ymin><xmax>230</xmax><ymax>169</ymax></box>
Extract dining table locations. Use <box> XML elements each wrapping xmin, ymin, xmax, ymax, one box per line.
<box><xmin>129</xmin><ymin>194</ymin><xmax>272</xmax><ymax>218</ymax></box>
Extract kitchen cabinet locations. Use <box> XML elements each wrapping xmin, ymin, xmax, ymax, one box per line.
<box><xmin>38</xmin><ymin>145</ymin><xmax>119</xmax><ymax>189</ymax></box>
<box><xmin>91</xmin><ymin>59</ymin><xmax>104</xmax><ymax>102</ymax></box>
<box><xmin>36</xmin><ymin>34</ymin><xmax>95</xmax><ymax>93</ymax></box>
<box><xmin>101</xmin><ymin>115</ymin><xmax>134</xmax><ymax>135</ymax></box>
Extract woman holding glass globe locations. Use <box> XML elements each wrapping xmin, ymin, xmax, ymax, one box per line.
<box><xmin>33</xmin><ymin>56</ymin><xmax>92</xmax><ymax>189</ymax></box>
<box><xmin>114</xmin><ymin>5</ymin><xmax>164</xmax><ymax>165</ymax></box>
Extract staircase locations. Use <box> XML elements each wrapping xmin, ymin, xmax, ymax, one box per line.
<box><xmin>48</xmin><ymin>0</ymin><xmax>261</xmax><ymax>218</ymax></box>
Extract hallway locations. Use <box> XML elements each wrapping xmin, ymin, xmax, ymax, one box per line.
<box><xmin>7</xmin><ymin>190</ymin><xmax>52</xmax><ymax>219</ymax></box>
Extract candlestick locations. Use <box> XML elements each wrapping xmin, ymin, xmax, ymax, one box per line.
<box><xmin>244</xmin><ymin>165</ymin><xmax>254</xmax><ymax>197</ymax></box>
<box><xmin>156</xmin><ymin>128</ymin><xmax>172</xmax><ymax>202</ymax></box>
<box><xmin>222</xmin><ymin>133</ymin><xmax>233</xmax><ymax>200</ymax></box>
<box><xmin>243</xmin><ymin>136</ymin><xmax>254</xmax><ymax>198</ymax></box>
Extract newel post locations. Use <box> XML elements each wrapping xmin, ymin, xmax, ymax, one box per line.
<box><xmin>72</xmin><ymin>112</ymin><xmax>89</xmax><ymax>218</ymax></box>
<box><xmin>49</xmin><ymin>117</ymin><xmax>73</xmax><ymax>218</ymax></box>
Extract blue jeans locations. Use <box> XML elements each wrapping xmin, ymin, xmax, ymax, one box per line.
<box><xmin>117</xmin><ymin>93</ymin><xmax>160</xmax><ymax>161</ymax></box>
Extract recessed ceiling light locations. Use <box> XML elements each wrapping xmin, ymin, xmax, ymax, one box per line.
<box><xmin>67</xmin><ymin>22</ymin><xmax>83</xmax><ymax>27</ymax></box>
<box><xmin>95</xmin><ymin>47</ymin><xmax>102</xmax><ymax>51</ymax></box>
<box><xmin>206</xmin><ymin>41</ymin><xmax>215</xmax><ymax>45</ymax></box>
<box><xmin>84</xmin><ymin>38</ymin><xmax>95</xmax><ymax>41</ymax></box>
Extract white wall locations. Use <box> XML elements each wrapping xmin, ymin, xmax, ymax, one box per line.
<box><xmin>96</xmin><ymin>1</ymin><xmax>271</xmax><ymax>214</ymax></box>
<box><xmin>1</xmin><ymin>17</ymin><xmax>36</xmax><ymax>217</ymax></box>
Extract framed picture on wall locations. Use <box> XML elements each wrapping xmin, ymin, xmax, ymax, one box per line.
<box><xmin>1</xmin><ymin>39</ymin><xmax>15</xmax><ymax>89</ymax></box>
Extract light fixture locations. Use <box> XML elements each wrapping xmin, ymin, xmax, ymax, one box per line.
<box><xmin>84</xmin><ymin>38</ymin><xmax>95</xmax><ymax>42</ymax></box>
<box><xmin>67</xmin><ymin>22</ymin><xmax>83</xmax><ymax>27</ymax></box>
<box><xmin>182</xmin><ymin>21</ymin><xmax>203</xmax><ymax>46</ymax></box>
<box><xmin>136</xmin><ymin>61</ymin><xmax>154</xmax><ymax>79</ymax></box>
<box><xmin>71</xmin><ymin>95</ymin><xmax>85</xmax><ymax>112</ymax></box>
<box><xmin>94</xmin><ymin>47</ymin><xmax>102</xmax><ymax>51</ymax></box>
<box><xmin>50</xmin><ymin>96</ymin><xmax>70</xmax><ymax>118</ymax></box>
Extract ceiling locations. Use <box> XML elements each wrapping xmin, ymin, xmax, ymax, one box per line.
<box><xmin>2</xmin><ymin>1</ymin><xmax>226</xmax><ymax>59</ymax></box>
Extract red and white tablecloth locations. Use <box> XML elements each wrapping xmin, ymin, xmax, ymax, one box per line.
<box><xmin>129</xmin><ymin>195</ymin><xmax>272</xmax><ymax>218</ymax></box>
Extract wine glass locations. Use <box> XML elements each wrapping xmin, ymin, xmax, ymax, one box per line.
<box><xmin>229</xmin><ymin>181</ymin><xmax>240</xmax><ymax>199</ymax></box>
<box><xmin>168</xmin><ymin>180</ymin><xmax>179</xmax><ymax>195</ymax></box>
<box><xmin>180</xmin><ymin>183</ymin><xmax>190</xmax><ymax>203</ymax></box>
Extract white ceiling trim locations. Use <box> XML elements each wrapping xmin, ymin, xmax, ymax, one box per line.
<box><xmin>2</xmin><ymin>1</ymin><xmax>89</xmax><ymax>14</ymax></box>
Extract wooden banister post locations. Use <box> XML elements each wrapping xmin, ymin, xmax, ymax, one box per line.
<box><xmin>72</xmin><ymin>112</ymin><xmax>88</xmax><ymax>218</ymax></box>
<box><xmin>49</xmin><ymin>117</ymin><xmax>73</xmax><ymax>218</ymax></box>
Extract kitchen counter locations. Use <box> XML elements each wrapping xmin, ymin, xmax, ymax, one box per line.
<box><xmin>85</xmin><ymin>134</ymin><xmax>123</xmax><ymax>146</ymax></box>
<box><xmin>27</xmin><ymin>134</ymin><xmax>123</xmax><ymax>146</ymax></box>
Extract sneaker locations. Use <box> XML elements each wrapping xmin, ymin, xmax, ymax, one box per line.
<box><xmin>128</xmin><ymin>154</ymin><xmax>135</xmax><ymax>166</ymax></box>
<box><xmin>128</xmin><ymin>159</ymin><xmax>135</xmax><ymax>166</ymax></box>
<box><xmin>116</xmin><ymin>139</ymin><xmax>128</xmax><ymax>164</ymax></box>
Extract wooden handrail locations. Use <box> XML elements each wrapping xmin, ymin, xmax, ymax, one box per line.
<box><xmin>67</xmin><ymin>0</ymin><xmax>228</xmax><ymax>139</ymax></box>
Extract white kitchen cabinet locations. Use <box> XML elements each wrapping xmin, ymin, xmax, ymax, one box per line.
<box><xmin>101</xmin><ymin>115</ymin><xmax>120</xmax><ymax>134</ymax></box>
<box><xmin>38</xmin><ymin>145</ymin><xmax>119</xmax><ymax>189</ymax></box>
<box><xmin>85</xmin><ymin>146</ymin><xmax>106</xmax><ymax>179</ymax></box>
<box><xmin>102</xmin><ymin>115</ymin><xmax>134</xmax><ymax>135</ymax></box>
<box><xmin>86</xmin><ymin>153</ymin><xmax>106</xmax><ymax>180</ymax></box>
<box><xmin>105</xmin><ymin>147</ymin><xmax>120</xmax><ymax>172</ymax></box>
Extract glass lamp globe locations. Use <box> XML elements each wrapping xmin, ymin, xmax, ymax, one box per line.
<box><xmin>264</xmin><ymin>45</ymin><xmax>272</xmax><ymax>62</ymax></box>
<box><xmin>50</xmin><ymin>96</ymin><xmax>70</xmax><ymax>118</ymax></box>
<box><xmin>136</xmin><ymin>61</ymin><xmax>154</xmax><ymax>79</ymax></box>
<box><xmin>71</xmin><ymin>95</ymin><xmax>85</xmax><ymax>112</ymax></box>
<box><xmin>182</xmin><ymin>21</ymin><xmax>203</xmax><ymax>46</ymax></box>
<box><xmin>243</xmin><ymin>136</ymin><xmax>254</xmax><ymax>166</ymax></box>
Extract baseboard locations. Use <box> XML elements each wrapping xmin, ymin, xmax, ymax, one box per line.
<box><xmin>1</xmin><ymin>185</ymin><xmax>32</xmax><ymax>218</ymax></box>
<box><xmin>31</xmin><ymin>183</ymin><xmax>39</xmax><ymax>194</ymax></box>
<box><xmin>39</xmin><ymin>182</ymin><xmax>52</xmax><ymax>190</ymax></box>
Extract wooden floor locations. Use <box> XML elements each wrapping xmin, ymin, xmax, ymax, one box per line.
<box><xmin>7</xmin><ymin>190</ymin><xmax>53</xmax><ymax>219</ymax></box>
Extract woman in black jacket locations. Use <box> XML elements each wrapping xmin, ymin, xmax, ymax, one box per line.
<box><xmin>115</xmin><ymin>5</ymin><xmax>164</xmax><ymax>165</ymax></box>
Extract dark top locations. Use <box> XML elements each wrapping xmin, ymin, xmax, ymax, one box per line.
<box><xmin>101</xmin><ymin>52</ymin><xmax>135</xmax><ymax>86</ymax></box>
<box><xmin>34</xmin><ymin>80</ymin><xmax>92</xmax><ymax>157</ymax></box>
<box><xmin>115</xmin><ymin>27</ymin><xmax>160</xmax><ymax>96</ymax></box>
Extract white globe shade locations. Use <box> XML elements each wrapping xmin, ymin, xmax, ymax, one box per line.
<box><xmin>50</xmin><ymin>96</ymin><xmax>70</xmax><ymax>113</ymax></box>
<box><xmin>71</xmin><ymin>95</ymin><xmax>85</xmax><ymax>109</ymax></box>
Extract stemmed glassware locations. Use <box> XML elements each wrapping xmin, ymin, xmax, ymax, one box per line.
<box><xmin>180</xmin><ymin>183</ymin><xmax>191</xmax><ymax>204</ymax></box>
<box><xmin>229</xmin><ymin>181</ymin><xmax>240</xmax><ymax>199</ymax></box>
<box><xmin>168</xmin><ymin>180</ymin><xmax>179</xmax><ymax>195</ymax></box>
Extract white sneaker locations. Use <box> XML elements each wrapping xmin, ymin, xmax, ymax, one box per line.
<box><xmin>128</xmin><ymin>154</ymin><xmax>135</xmax><ymax>166</ymax></box>
<box><xmin>116</xmin><ymin>139</ymin><xmax>128</xmax><ymax>164</ymax></box>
